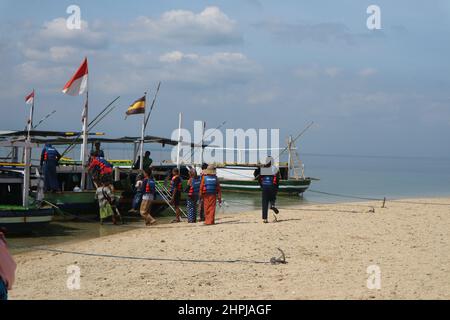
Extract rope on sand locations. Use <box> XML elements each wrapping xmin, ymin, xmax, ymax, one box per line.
<box><xmin>12</xmin><ymin>245</ymin><xmax>272</xmax><ymax>265</ymax></box>
<box><xmin>307</xmin><ymin>189</ymin><xmax>384</xmax><ymax>201</ymax></box>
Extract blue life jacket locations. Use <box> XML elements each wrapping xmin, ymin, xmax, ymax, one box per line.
<box><xmin>98</xmin><ymin>157</ymin><xmax>113</xmax><ymax>169</ymax></box>
<box><xmin>261</xmin><ymin>175</ymin><xmax>275</xmax><ymax>187</ymax></box>
<box><xmin>189</xmin><ymin>176</ymin><xmax>201</xmax><ymax>197</ymax></box>
<box><xmin>43</xmin><ymin>146</ymin><xmax>58</xmax><ymax>162</ymax></box>
<box><xmin>203</xmin><ymin>175</ymin><xmax>217</xmax><ymax>195</ymax></box>
<box><xmin>170</xmin><ymin>176</ymin><xmax>182</xmax><ymax>193</ymax></box>
<box><xmin>143</xmin><ymin>178</ymin><xmax>156</xmax><ymax>194</ymax></box>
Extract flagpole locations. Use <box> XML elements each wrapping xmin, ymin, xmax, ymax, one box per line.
<box><xmin>176</xmin><ymin>112</ymin><xmax>182</xmax><ymax>170</ymax></box>
<box><xmin>23</xmin><ymin>89</ymin><xmax>34</xmax><ymax>208</ymax></box>
<box><xmin>139</xmin><ymin>92</ymin><xmax>147</xmax><ymax>170</ymax></box>
<box><xmin>28</xmin><ymin>89</ymin><xmax>35</xmax><ymax>135</ymax></box>
<box><xmin>80</xmin><ymin>88</ymin><xmax>89</xmax><ymax>190</ymax></box>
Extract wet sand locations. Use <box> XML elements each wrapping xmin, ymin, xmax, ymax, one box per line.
<box><xmin>8</xmin><ymin>197</ymin><xmax>450</xmax><ymax>300</ymax></box>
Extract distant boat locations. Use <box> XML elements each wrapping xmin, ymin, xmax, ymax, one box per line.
<box><xmin>216</xmin><ymin>164</ymin><xmax>312</xmax><ymax>195</ymax></box>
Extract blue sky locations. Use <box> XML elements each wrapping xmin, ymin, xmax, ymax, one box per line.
<box><xmin>1</xmin><ymin>0</ymin><xmax>450</xmax><ymax>158</ymax></box>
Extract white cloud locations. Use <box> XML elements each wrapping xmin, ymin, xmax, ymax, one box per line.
<box><xmin>359</xmin><ymin>67</ymin><xmax>377</xmax><ymax>77</ymax></box>
<box><xmin>294</xmin><ymin>65</ymin><xmax>341</xmax><ymax>79</ymax></box>
<box><xmin>156</xmin><ymin>51</ymin><xmax>260</xmax><ymax>85</ymax></box>
<box><xmin>122</xmin><ymin>6</ymin><xmax>242</xmax><ymax>45</ymax></box>
<box><xmin>324</xmin><ymin>67</ymin><xmax>340</xmax><ymax>78</ymax></box>
<box><xmin>247</xmin><ymin>90</ymin><xmax>278</xmax><ymax>104</ymax></box>
<box><xmin>37</xmin><ymin>18</ymin><xmax>108</xmax><ymax>49</ymax></box>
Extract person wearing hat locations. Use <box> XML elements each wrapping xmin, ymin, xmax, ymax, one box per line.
<box><xmin>258</xmin><ymin>156</ymin><xmax>280</xmax><ymax>223</ymax></box>
<box><xmin>199</xmin><ymin>164</ymin><xmax>222</xmax><ymax>225</ymax></box>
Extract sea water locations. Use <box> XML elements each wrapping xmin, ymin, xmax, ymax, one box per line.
<box><xmin>6</xmin><ymin>152</ymin><xmax>450</xmax><ymax>250</ymax></box>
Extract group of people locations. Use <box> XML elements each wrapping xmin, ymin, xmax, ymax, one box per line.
<box><xmin>72</xmin><ymin>142</ymin><xmax>279</xmax><ymax>226</ymax></box>
<box><xmin>39</xmin><ymin>141</ymin><xmax>112</xmax><ymax>192</ymax></box>
<box><xmin>39</xmin><ymin>140</ymin><xmax>280</xmax><ymax>225</ymax></box>
<box><xmin>130</xmin><ymin>163</ymin><xmax>222</xmax><ymax>226</ymax></box>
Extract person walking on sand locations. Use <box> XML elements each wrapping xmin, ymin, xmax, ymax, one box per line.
<box><xmin>198</xmin><ymin>163</ymin><xmax>208</xmax><ymax>221</ymax></box>
<box><xmin>0</xmin><ymin>230</ymin><xmax>17</xmax><ymax>301</ymax></box>
<box><xmin>258</xmin><ymin>156</ymin><xmax>280</xmax><ymax>223</ymax></box>
<box><xmin>129</xmin><ymin>173</ymin><xmax>144</xmax><ymax>213</ymax></box>
<box><xmin>200</xmin><ymin>164</ymin><xmax>222</xmax><ymax>225</ymax></box>
<box><xmin>140</xmin><ymin>167</ymin><xmax>157</xmax><ymax>226</ymax></box>
<box><xmin>186</xmin><ymin>168</ymin><xmax>201</xmax><ymax>223</ymax></box>
<box><xmin>169</xmin><ymin>168</ymin><xmax>183</xmax><ymax>223</ymax></box>
<box><xmin>95</xmin><ymin>177</ymin><xmax>119</xmax><ymax>225</ymax></box>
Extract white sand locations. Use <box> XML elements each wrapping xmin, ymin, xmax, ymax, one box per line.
<box><xmin>9</xmin><ymin>197</ymin><xmax>450</xmax><ymax>299</ymax></box>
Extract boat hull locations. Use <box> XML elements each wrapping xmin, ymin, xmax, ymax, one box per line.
<box><xmin>43</xmin><ymin>190</ymin><xmax>170</xmax><ymax>217</ymax></box>
<box><xmin>0</xmin><ymin>207</ymin><xmax>54</xmax><ymax>232</ymax></box>
<box><xmin>220</xmin><ymin>178</ymin><xmax>311</xmax><ymax>195</ymax></box>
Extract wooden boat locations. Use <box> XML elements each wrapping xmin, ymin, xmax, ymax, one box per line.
<box><xmin>0</xmin><ymin>167</ymin><xmax>53</xmax><ymax>232</ymax></box>
<box><xmin>216</xmin><ymin>164</ymin><xmax>312</xmax><ymax>195</ymax></box>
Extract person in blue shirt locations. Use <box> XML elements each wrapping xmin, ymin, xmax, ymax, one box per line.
<box><xmin>258</xmin><ymin>156</ymin><xmax>280</xmax><ymax>223</ymax></box>
<box><xmin>40</xmin><ymin>143</ymin><xmax>61</xmax><ymax>192</ymax></box>
<box><xmin>139</xmin><ymin>168</ymin><xmax>157</xmax><ymax>226</ymax></box>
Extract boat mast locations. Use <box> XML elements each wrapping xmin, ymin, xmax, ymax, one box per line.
<box><xmin>200</xmin><ymin>121</ymin><xmax>205</xmax><ymax>166</ymax></box>
<box><xmin>176</xmin><ymin>112</ymin><xmax>182</xmax><ymax>170</ymax></box>
<box><xmin>80</xmin><ymin>88</ymin><xmax>89</xmax><ymax>190</ymax></box>
<box><xmin>287</xmin><ymin>135</ymin><xmax>293</xmax><ymax>179</ymax></box>
<box><xmin>139</xmin><ymin>92</ymin><xmax>147</xmax><ymax>170</ymax></box>
<box><xmin>22</xmin><ymin>89</ymin><xmax>34</xmax><ymax>207</ymax></box>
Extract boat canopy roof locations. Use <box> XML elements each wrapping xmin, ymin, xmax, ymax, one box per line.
<box><xmin>0</xmin><ymin>130</ymin><xmax>209</xmax><ymax>148</ymax></box>
<box><xmin>0</xmin><ymin>130</ymin><xmax>103</xmax><ymax>138</ymax></box>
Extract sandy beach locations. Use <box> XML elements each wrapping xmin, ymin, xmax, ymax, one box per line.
<box><xmin>8</xmin><ymin>197</ymin><xmax>450</xmax><ymax>300</ymax></box>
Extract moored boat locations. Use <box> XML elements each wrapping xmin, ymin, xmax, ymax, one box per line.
<box><xmin>215</xmin><ymin>164</ymin><xmax>312</xmax><ymax>195</ymax></box>
<box><xmin>0</xmin><ymin>167</ymin><xmax>54</xmax><ymax>232</ymax></box>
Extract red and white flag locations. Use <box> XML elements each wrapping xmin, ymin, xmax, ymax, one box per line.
<box><xmin>25</xmin><ymin>90</ymin><xmax>34</xmax><ymax>105</ymax></box>
<box><xmin>62</xmin><ymin>57</ymin><xmax>88</xmax><ymax>96</ymax></box>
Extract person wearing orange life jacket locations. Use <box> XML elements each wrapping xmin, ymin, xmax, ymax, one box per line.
<box><xmin>40</xmin><ymin>143</ymin><xmax>61</xmax><ymax>192</ymax></box>
<box><xmin>169</xmin><ymin>168</ymin><xmax>183</xmax><ymax>223</ymax></box>
<box><xmin>139</xmin><ymin>167</ymin><xmax>157</xmax><ymax>226</ymax></box>
<box><xmin>185</xmin><ymin>168</ymin><xmax>201</xmax><ymax>223</ymax></box>
<box><xmin>198</xmin><ymin>163</ymin><xmax>208</xmax><ymax>222</ymax></box>
<box><xmin>199</xmin><ymin>165</ymin><xmax>222</xmax><ymax>225</ymax></box>
<box><xmin>88</xmin><ymin>156</ymin><xmax>113</xmax><ymax>186</ymax></box>
<box><xmin>258</xmin><ymin>156</ymin><xmax>280</xmax><ymax>223</ymax></box>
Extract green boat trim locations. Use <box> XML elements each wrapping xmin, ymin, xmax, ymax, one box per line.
<box><xmin>219</xmin><ymin>178</ymin><xmax>311</xmax><ymax>194</ymax></box>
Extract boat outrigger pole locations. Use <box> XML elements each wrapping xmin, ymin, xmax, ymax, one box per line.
<box><xmin>60</xmin><ymin>96</ymin><xmax>120</xmax><ymax>158</ymax></box>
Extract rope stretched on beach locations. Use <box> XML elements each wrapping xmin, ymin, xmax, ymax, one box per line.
<box><xmin>307</xmin><ymin>189</ymin><xmax>384</xmax><ymax>201</ymax></box>
<box><xmin>26</xmin><ymin>246</ymin><xmax>272</xmax><ymax>265</ymax></box>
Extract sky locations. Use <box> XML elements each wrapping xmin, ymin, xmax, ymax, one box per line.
<box><xmin>1</xmin><ymin>0</ymin><xmax>450</xmax><ymax>159</ymax></box>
